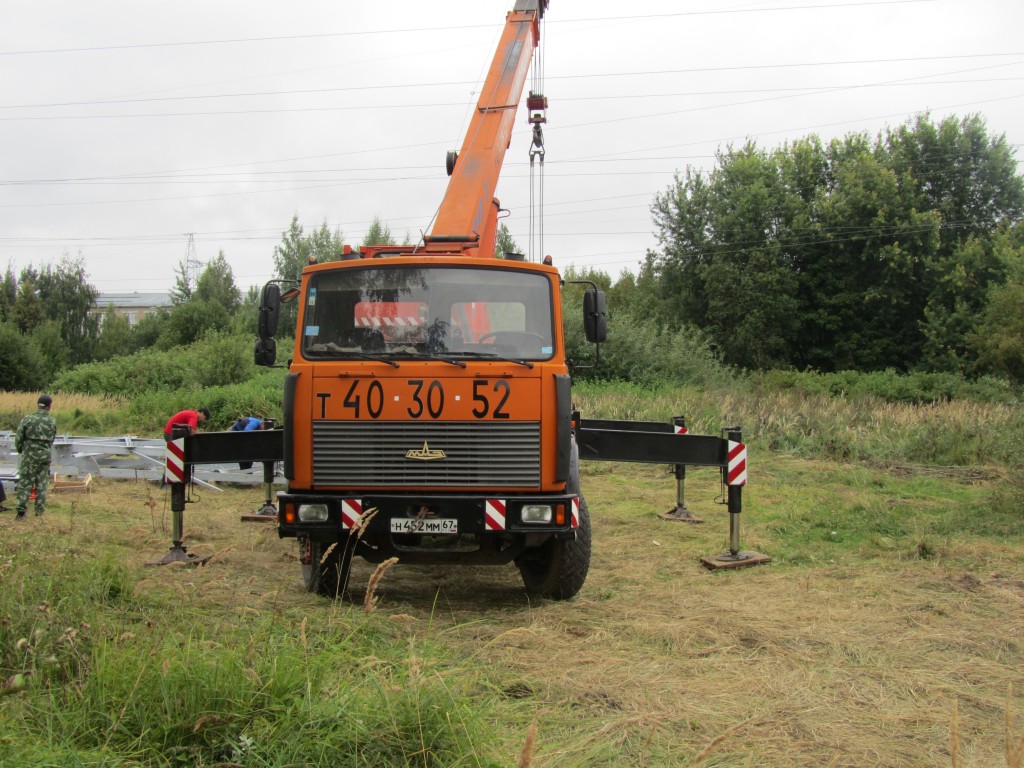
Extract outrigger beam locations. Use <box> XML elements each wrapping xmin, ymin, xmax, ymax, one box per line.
<box><xmin>576</xmin><ymin>419</ymin><xmax>769</xmax><ymax>570</ymax></box>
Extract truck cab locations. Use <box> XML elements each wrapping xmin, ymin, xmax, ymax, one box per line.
<box><xmin>259</xmin><ymin>254</ymin><xmax>604</xmax><ymax>599</ymax></box>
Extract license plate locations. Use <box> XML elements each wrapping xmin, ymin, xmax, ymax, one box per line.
<box><xmin>390</xmin><ymin>518</ymin><xmax>458</xmax><ymax>534</ymax></box>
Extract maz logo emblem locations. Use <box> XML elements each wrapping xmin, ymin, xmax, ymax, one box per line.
<box><xmin>406</xmin><ymin>442</ymin><xmax>446</xmax><ymax>461</ymax></box>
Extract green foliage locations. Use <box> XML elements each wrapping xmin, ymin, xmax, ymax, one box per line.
<box><xmin>193</xmin><ymin>251</ymin><xmax>241</xmax><ymax>313</ymax></box>
<box><xmin>494</xmin><ymin>221</ymin><xmax>522</xmax><ymax>259</ymax></box>
<box><xmin>272</xmin><ymin>215</ymin><xmax>347</xmax><ymax>337</ymax></box>
<box><xmin>28</xmin><ymin>320</ymin><xmax>69</xmax><ymax>384</ymax></box>
<box><xmin>229</xmin><ymin>285</ymin><xmax>260</xmax><ymax>337</ymax></box>
<box><xmin>123</xmin><ymin>368</ymin><xmax>287</xmax><ymax>434</ymax></box>
<box><xmin>966</xmin><ymin>223</ymin><xmax>1024</xmax><ymax>381</ymax></box>
<box><xmin>649</xmin><ymin>113</ymin><xmax>1024</xmax><ymax>372</ymax></box>
<box><xmin>130</xmin><ymin>309</ymin><xmax>166</xmax><ymax>352</ymax></box>
<box><xmin>971</xmin><ymin>279</ymin><xmax>1024</xmax><ymax>381</ymax></box>
<box><xmin>562</xmin><ymin>268</ymin><xmax>734</xmax><ymax>389</ymax></box>
<box><xmin>0</xmin><ymin>320</ymin><xmax>45</xmax><ymax>391</ymax></box>
<box><xmin>153</xmin><ymin>255</ymin><xmax>244</xmax><ymax>348</ymax></box>
<box><xmin>52</xmin><ymin>332</ymin><xmax>262</xmax><ymax>399</ymax></box>
<box><xmin>0</xmin><ymin>266</ymin><xmax>16</xmax><ymax>323</ymax></box>
<box><xmin>94</xmin><ymin>306</ymin><xmax>134</xmax><ymax>362</ymax></box>
<box><xmin>169</xmin><ymin>259</ymin><xmax>193</xmax><ymax>305</ymax></box>
<box><xmin>11</xmin><ymin>269</ymin><xmax>45</xmax><ymax>334</ymax></box>
<box><xmin>362</xmin><ymin>215</ymin><xmax>395</xmax><ymax>246</ymax></box>
<box><xmin>157</xmin><ymin>298</ymin><xmax>232</xmax><ymax>348</ymax></box>
<box><xmin>34</xmin><ymin>255</ymin><xmax>101</xmax><ymax>365</ymax></box>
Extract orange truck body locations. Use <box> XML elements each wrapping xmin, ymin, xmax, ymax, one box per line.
<box><xmin>265</xmin><ymin>1</ymin><xmax>600</xmax><ymax>599</ymax></box>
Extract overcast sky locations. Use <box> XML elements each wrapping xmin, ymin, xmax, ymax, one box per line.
<box><xmin>2</xmin><ymin>0</ymin><xmax>1021</xmax><ymax>297</ymax></box>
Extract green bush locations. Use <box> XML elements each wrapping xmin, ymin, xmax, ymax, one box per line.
<box><xmin>564</xmin><ymin>299</ymin><xmax>734</xmax><ymax>389</ymax></box>
<box><xmin>122</xmin><ymin>368</ymin><xmax>287</xmax><ymax>434</ymax></box>
<box><xmin>53</xmin><ymin>331</ymin><xmax>262</xmax><ymax>397</ymax></box>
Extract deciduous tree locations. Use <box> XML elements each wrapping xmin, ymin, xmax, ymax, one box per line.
<box><xmin>271</xmin><ymin>216</ymin><xmax>346</xmax><ymax>337</ymax></box>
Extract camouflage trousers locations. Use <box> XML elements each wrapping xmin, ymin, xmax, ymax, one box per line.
<box><xmin>16</xmin><ymin>459</ymin><xmax>51</xmax><ymax>516</ymax></box>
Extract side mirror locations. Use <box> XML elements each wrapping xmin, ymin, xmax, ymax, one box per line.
<box><xmin>258</xmin><ymin>283</ymin><xmax>281</xmax><ymax>338</ymax></box>
<box><xmin>583</xmin><ymin>290</ymin><xmax>607</xmax><ymax>343</ymax></box>
<box><xmin>254</xmin><ymin>337</ymin><xmax>277</xmax><ymax>367</ymax></box>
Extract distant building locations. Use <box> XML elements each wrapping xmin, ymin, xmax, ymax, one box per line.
<box><xmin>95</xmin><ymin>292</ymin><xmax>172</xmax><ymax>327</ymax></box>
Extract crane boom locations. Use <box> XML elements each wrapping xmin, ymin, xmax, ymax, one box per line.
<box><xmin>425</xmin><ymin>0</ymin><xmax>547</xmax><ymax>259</ymax></box>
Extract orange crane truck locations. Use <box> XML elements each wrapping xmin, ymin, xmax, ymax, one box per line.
<box><xmin>254</xmin><ymin>0</ymin><xmax>605</xmax><ymax>599</ymax></box>
<box><xmin>168</xmin><ymin>0</ymin><xmax>754</xmax><ymax>593</ymax></box>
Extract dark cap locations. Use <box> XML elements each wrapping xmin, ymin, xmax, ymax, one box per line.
<box><xmin>198</xmin><ymin>407</ymin><xmax>211</xmax><ymax>419</ymax></box>
<box><xmin>38</xmin><ymin>394</ymin><xmax>52</xmax><ymax>409</ymax></box>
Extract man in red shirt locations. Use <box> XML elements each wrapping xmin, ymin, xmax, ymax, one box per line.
<box><xmin>163</xmin><ymin>407</ymin><xmax>210</xmax><ymax>441</ymax></box>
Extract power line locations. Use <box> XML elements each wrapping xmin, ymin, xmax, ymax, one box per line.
<box><xmin>0</xmin><ymin>2</ymin><xmax>938</xmax><ymax>57</ymax></box>
<box><xmin>6</xmin><ymin>55</ymin><xmax>1020</xmax><ymax>111</ymax></box>
<box><xmin>5</xmin><ymin>78</ymin><xmax>1023</xmax><ymax>122</ymax></box>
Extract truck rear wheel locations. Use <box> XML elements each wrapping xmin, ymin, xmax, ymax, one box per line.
<box><xmin>516</xmin><ymin>496</ymin><xmax>592</xmax><ymax>599</ymax></box>
<box><xmin>300</xmin><ymin>537</ymin><xmax>353</xmax><ymax>598</ymax></box>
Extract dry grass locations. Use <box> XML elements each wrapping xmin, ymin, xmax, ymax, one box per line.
<box><xmin>574</xmin><ymin>385</ymin><xmax>1024</xmax><ymax>466</ymax></box>
<box><xmin>364</xmin><ymin>557</ymin><xmax>399</xmax><ymax>613</ymax></box>
<box><xmin>0</xmin><ymin>391</ymin><xmax>125</xmax><ymax>417</ymax></box>
<box><xmin>519</xmin><ymin>719</ymin><xmax>539</xmax><ymax>768</ymax></box>
<box><xmin>3</xmin><ymin>460</ymin><xmax>1022</xmax><ymax>767</ymax></box>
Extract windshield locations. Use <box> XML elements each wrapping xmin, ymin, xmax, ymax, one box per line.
<box><xmin>301</xmin><ymin>265</ymin><xmax>555</xmax><ymax>361</ymax></box>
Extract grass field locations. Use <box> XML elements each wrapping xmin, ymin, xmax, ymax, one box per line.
<box><xmin>2</xmin><ymin>452</ymin><xmax>1022</xmax><ymax>767</ymax></box>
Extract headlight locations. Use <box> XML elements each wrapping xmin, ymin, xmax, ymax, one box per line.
<box><xmin>520</xmin><ymin>504</ymin><xmax>553</xmax><ymax>524</ymax></box>
<box><xmin>298</xmin><ymin>503</ymin><xmax>329</xmax><ymax>522</ymax></box>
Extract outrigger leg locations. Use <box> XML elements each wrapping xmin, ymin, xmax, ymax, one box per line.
<box><xmin>241</xmin><ymin>459</ymin><xmax>278</xmax><ymax>522</ymax></box>
<box><xmin>700</xmin><ymin>428</ymin><xmax>770</xmax><ymax>570</ymax></box>
<box><xmin>149</xmin><ymin>426</ymin><xmax>210</xmax><ymax>566</ymax></box>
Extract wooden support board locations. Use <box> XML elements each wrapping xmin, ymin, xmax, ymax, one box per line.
<box><xmin>52</xmin><ymin>473</ymin><xmax>92</xmax><ymax>494</ymax></box>
<box><xmin>700</xmin><ymin>550</ymin><xmax>772</xmax><ymax>571</ymax></box>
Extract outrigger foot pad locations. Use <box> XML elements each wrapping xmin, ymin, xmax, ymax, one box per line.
<box><xmin>659</xmin><ymin>506</ymin><xmax>704</xmax><ymax>523</ymax></box>
<box><xmin>148</xmin><ymin>545</ymin><xmax>211</xmax><ymax>567</ymax></box>
<box><xmin>241</xmin><ymin>503</ymin><xmax>278</xmax><ymax>523</ymax></box>
<box><xmin>700</xmin><ymin>551</ymin><xmax>771</xmax><ymax>571</ymax></box>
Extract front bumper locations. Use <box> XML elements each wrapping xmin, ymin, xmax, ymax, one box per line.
<box><xmin>277</xmin><ymin>491</ymin><xmax>578</xmax><ymax>539</ymax></box>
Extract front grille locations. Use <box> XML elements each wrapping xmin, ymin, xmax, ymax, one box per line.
<box><xmin>313</xmin><ymin>421</ymin><xmax>541</xmax><ymax>488</ymax></box>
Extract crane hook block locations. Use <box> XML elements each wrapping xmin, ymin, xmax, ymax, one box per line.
<box><xmin>445</xmin><ymin>150</ymin><xmax>458</xmax><ymax>177</ymax></box>
<box><xmin>527</xmin><ymin>92</ymin><xmax>548</xmax><ymax>125</ymax></box>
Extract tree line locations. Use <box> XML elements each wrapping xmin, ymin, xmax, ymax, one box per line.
<box><xmin>2</xmin><ymin>113</ymin><xmax>1023</xmax><ymax>393</ymax></box>
<box><xmin>633</xmin><ymin>113</ymin><xmax>1024</xmax><ymax>379</ymax></box>
<box><xmin>0</xmin><ymin>216</ymin><xmax>403</xmax><ymax>392</ymax></box>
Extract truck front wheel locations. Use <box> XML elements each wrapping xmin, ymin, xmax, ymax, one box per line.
<box><xmin>516</xmin><ymin>497</ymin><xmax>592</xmax><ymax>599</ymax></box>
<box><xmin>300</xmin><ymin>536</ymin><xmax>353</xmax><ymax>598</ymax></box>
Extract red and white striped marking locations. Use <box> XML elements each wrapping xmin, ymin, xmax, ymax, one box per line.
<box><xmin>674</xmin><ymin>424</ymin><xmax>688</xmax><ymax>435</ymax></box>
<box><xmin>341</xmin><ymin>499</ymin><xmax>363</xmax><ymax>529</ymax></box>
<box><xmin>357</xmin><ymin>316</ymin><xmax>422</xmax><ymax>328</ymax></box>
<box><xmin>484</xmin><ymin>499</ymin><xmax>506</xmax><ymax>531</ymax></box>
<box><xmin>164</xmin><ymin>438</ymin><xmax>185</xmax><ymax>484</ymax></box>
<box><xmin>570</xmin><ymin>497</ymin><xmax>580</xmax><ymax>528</ymax></box>
<box><xmin>726</xmin><ymin>441</ymin><xmax>747</xmax><ymax>486</ymax></box>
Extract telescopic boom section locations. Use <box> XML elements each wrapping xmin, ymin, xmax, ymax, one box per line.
<box><xmin>424</xmin><ymin>0</ymin><xmax>547</xmax><ymax>259</ymax></box>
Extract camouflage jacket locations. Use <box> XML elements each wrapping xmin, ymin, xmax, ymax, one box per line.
<box><xmin>15</xmin><ymin>410</ymin><xmax>57</xmax><ymax>462</ymax></box>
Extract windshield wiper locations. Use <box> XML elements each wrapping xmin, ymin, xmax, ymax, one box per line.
<box><xmin>449</xmin><ymin>351</ymin><xmax>534</xmax><ymax>369</ymax></box>
<box><xmin>307</xmin><ymin>342</ymin><xmax>401</xmax><ymax>367</ymax></box>
<box><xmin>387</xmin><ymin>350</ymin><xmax>467</xmax><ymax>368</ymax></box>
<box><xmin>337</xmin><ymin>352</ymin><xmax>400</xmax><ymax>368</ymax></box>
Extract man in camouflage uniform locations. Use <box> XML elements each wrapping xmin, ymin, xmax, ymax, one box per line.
<box><xmin>14</xmin><ymin>394</ymin><xmax>57</xmax><ymax>520</ymax></box>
